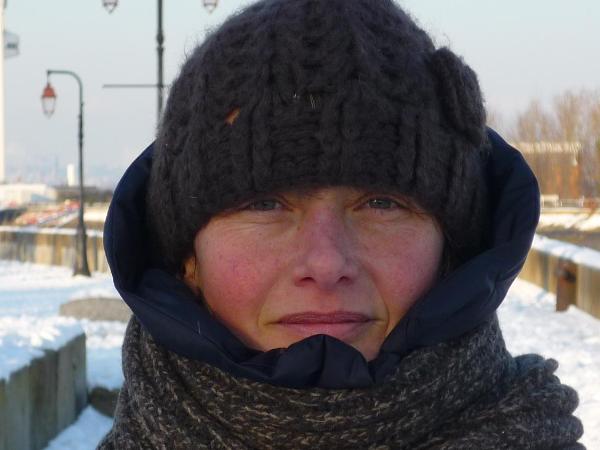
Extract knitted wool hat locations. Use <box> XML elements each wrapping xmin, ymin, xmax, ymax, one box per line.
<box><xmin>147</xmin><ymin>0</ymin><xmax>490</xmax><ymax>274</ymax></box>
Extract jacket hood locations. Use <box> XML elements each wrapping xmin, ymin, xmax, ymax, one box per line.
<box><xmin>104</xmin><ymin>128</ymin><xmax>539</xmax><ymax>389</ymax></box>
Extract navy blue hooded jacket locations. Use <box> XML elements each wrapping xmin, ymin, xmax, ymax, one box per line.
<box><xmin>104</xmin><ymin>128</ymin><xmax>539</xmax><ymax>389</ymax></box>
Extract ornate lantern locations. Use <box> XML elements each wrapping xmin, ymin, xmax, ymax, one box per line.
<box><xmin>203</xmin><ymin>0</ymin><xmax>218</xmax><ymax>13</ymax></box>
<box><xmin>41</xmin><ymin>83</ymin><xmax>57</xmax><ymax>117</ymax></box>
<box><xmin>102</xmin><ymin>0</ymin><xmax>118</xmax><ymax>13</ymax></box>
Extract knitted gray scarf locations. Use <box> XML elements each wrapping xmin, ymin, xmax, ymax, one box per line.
<box><xmin>98</xmin><ymin>317</ymin><xmax>583</xmax><ymax>449</ymax></box>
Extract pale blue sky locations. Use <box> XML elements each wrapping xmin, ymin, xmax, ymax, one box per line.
<box><xmin>4</xmin><ymin>0</ymin><xmax>600</xmax><ymax>186</ymax></box>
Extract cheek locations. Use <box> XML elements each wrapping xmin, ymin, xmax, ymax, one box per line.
<box><xmin>362</xmin><ymin>223</ymin><xmax>444</xmax><ymax>312</ymax></box>
<box><xmin>194</xmin><ymin>230</ymin><xmax>283</xmax><ymax>326</ymax></box>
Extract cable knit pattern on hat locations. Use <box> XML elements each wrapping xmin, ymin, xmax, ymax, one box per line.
<box><xmin>147</xmin><ymin>0</ymin><xmax>490</xmax><ymax>273</ymax></box>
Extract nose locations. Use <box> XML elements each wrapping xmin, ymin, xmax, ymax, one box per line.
<box><xmin>292</xmin><ymin>208</ymin><xmax>359</xmax><ymax>291</ymax></box>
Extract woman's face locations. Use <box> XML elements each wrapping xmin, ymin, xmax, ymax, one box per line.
<box><xmin>184</xmin><ymin>186</ymin><xmax>444</xmax><ymax>361</ymax></box>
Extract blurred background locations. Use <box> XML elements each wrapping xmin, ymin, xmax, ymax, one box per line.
<box><xmin>2</xmin><ymin>0</ymin><xmax>600</xmax><ymax>245</ymax></box>
<box><xmin>0</xmin><ymin>1</ymin><xmax>599</xmax><ymax>449</ymax></box>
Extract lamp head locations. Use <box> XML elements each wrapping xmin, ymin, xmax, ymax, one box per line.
<box><xmin>102</xmin><ymin>0</ymin><xmax>118</xmax><ymax>14</ymax></box>
<box><xmin>41</xmin><ymin>82</ymin><xmax>56</xmax><ymax>117</ymax></box>
<box><xmin>203</xmin><ymin>0</ymin><xmax>218</xmax><ymax>13</ymax></box>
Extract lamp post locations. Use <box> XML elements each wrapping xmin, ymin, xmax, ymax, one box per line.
<box><xmin>41</xmin><ymin>70</ymin><xmax>91</xmax><ymax>277</ymax></box>
<box><xmin>101</xmin><ymin>0</ymin><xmax>218</xmax><ymax>123</ymax></box>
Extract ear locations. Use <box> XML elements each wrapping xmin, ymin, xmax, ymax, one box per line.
<box><xmin>428</xmin><ymin>47</ymin><xmax>486</xmax><ymax>147</ymax></box>
<box><xmin>182</xmin><ymin>255</ymin><xmax>202</xmax><ymax>296</ymax></box>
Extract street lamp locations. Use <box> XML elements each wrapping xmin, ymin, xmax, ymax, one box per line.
<box><xmin>41</xmin><ymin>71</ymin><xmax>91</xmax><ymax>277</ymax></box>
<box><xmin>101</xmin><ymin>0</ymin><xmax>218</xmax><ymax>123</ymax></box>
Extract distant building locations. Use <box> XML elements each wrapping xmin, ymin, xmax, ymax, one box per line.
<box><xmin>513</xmin><ymin>142</ymin><xmax>582</xmax><ymax>199</ymax></box>
<box><xmin>66</xmin><ymin>164</ymin><xmax>76</xmax><ymax>187</ymax></box>
<box><xmin>0</xmin><ymin>183</ymin><xmax>58</xmax><ymax>207</ymax></box>
<box><xmin>54</xmin><ymin>185</ymin><xmax>113</xmax><ymax>203</ymax></box>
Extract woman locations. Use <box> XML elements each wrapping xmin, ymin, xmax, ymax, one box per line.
<box><xmin>99</xmin><ymin>0</ymin><xmax>584</xmax><ymax>448</ymax></box>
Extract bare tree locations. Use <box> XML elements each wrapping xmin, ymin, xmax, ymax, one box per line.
<box><xmin>585</xmin><ymin>90</ymin><xmax>600</xmax><ymax>151</ymax></box>
<box><xmin>508</xmin><ymin>90</ymin><xmax>600</xmax><ymax>198</ymax></box>
<box><xmin>554</xmin><ymin>90</ymin><xmax>586</xmax><ymax>142</ymax></box>
<box><xmin>486</xmin><ymin>107</ymin><xmax>505</xmax><ymax>134</ymax></box>
<box><xmin>511</xmin><ymin>99</ymin><xmax>556</xmax><ymax>142</ymax></box>
<box><xmin>582</xmin><ymin>90</ymin><xmax>600</xmax><ymax>196</ymax></box>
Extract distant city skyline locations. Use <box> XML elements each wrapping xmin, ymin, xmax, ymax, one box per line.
<box><xmin>4</xmin><ymin>0</ymin><xmax>600</xmax><ymax>188</ymax></box>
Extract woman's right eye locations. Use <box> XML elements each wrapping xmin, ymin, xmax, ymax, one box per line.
<box><xmin>244</xmin><ymin>199</ymin><xmax>282</xmax><ymax>211</ymax></box>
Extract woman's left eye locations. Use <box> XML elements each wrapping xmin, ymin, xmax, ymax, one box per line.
<box><xmin>366</xmin><ymin>198</ymin><xmax>401</xmax><ymax>210</ymax></box>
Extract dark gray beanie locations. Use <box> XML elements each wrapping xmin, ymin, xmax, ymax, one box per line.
<box><xmin>147</xmin><ymin>0</ymin><xmax>490</xmax><ymax>274</ymax></box>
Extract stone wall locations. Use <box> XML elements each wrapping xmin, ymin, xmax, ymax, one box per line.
<box><xmin>0</xmin><ymin>227</ymin><xmax>108</xmax><ymax>273</ymax></box>
<box><xmin>0</xmin><ymin>334</ymin><xmax>87</xmax><ymax>450</ymax></box>
<box><xmin>520</xmin><ymin>243</ymin><xmax>600</xmax><ymax>319</ymax></box>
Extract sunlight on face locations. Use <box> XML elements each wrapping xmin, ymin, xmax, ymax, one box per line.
<box><xmin>183</xmin><ymin>186</ymin><xmax>444</xmax><ymax>361</ymax></box>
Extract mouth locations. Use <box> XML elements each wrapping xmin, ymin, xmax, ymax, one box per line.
<box><xmin>275</xmin><ymin>311</ymin><xmax>372</xmax><ymax>342</ymax></box>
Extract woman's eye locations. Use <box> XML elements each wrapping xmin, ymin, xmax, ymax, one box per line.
<box><xmin>367</xmin><ymin>198</ymin><xmax>400</xmax><ymax>210</ymax></box>
<box><xmin>246</xmin><ymin>199</ymin><xmax>282</xmax><ymax>211</ymax></box>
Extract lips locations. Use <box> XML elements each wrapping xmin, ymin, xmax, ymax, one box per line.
<box><xmin>276</xmin><ymin>311</ymin><xmax>372</xmax><ymax>342</ymax></box>
<box><xmin>278</xmin><ymin>311</ymin><xmax>370</xmax><ymax>324</ymax></box>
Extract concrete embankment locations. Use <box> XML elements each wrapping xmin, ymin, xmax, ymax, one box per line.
<box><xmin>0</xmin><ymin>325</ymin><xmax>87</xmax><ymax>450</ymax></box>
<box><xmin>0</xmin><ymin>226</ymin><xmax>108</xmax><ymax>273</ymax></box>
<box><xmin>520</xmin><ymin>234</ymin><xmax>600</xmax><ymax>319</ymax></box>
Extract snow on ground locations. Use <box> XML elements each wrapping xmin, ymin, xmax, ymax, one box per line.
<box><xmin>81</xmin><ymin>320</ymin><xmax>126</xmax><ymax>390</ymax></box>
<box><xmin>0</xmin><ymin>315</ymin><xmax>83</xmax><ymax>381</ymax></box>
<box><xmin>1</xmin><ymin>259</ymin><xmax>599</xmax><ymax>449</ymax></box>
<box><xmin>69</xmin><ymin>285</ymin><xmax>120</xmax><ymax>302</ymax></box>
<box><xmin>0</xmin><ymin>259</ymin><xmax>125</xmax><ymax>397</ymax></box>
<box><xmin>43</xmin><ymin>406</ymin><xmax>113</xmax><ymax>450</ymax></box>
<box><xmin>500</xmin><ymin>279</ymin><xmax>600</xmax><ymax>450</ymax></box>
<box><xmin>0</xmin><ymin>261</ymin><xmax>115</xmax><ymax>316</ymax></box>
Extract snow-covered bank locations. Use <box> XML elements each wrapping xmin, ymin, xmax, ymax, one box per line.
<box><xmin>43</xmin><ymin>407</ymin><xmax>113</xmax><ymax>450</ymax></box>
<box><xmin>533</xmin><ymin>233</ymin><xmax>600</xmax><ymax>270</ymax></box>
<box><xmin>0</xmin><ymin>260</ymin><xmax>124</xmax><ymax>398</ymax></box>
<box><xmin>0</xmin><ymin>315</ymin><xmax>83</xmax><ymax>381</ymax></box>
<box><xmin>538</xmin><ymin>211</ymin><xmax>600</xmax><ymax>233</ymax></box>
<box><xmin>499</xmin><ymin>279</ymin><xmax>600</xmax><ymax>449</ymax></box>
